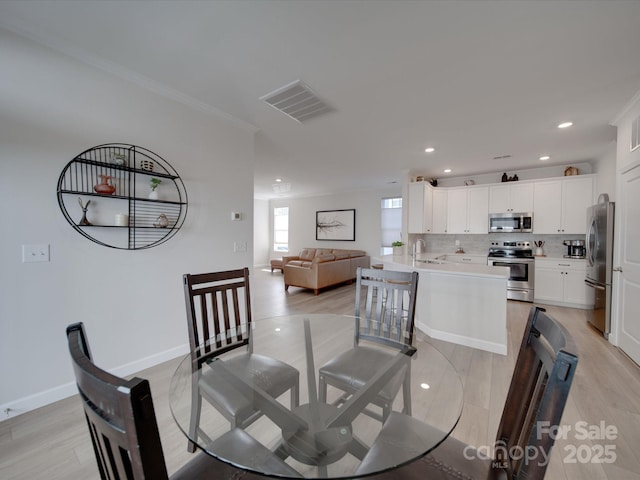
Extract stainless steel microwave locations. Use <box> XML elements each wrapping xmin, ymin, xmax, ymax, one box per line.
<box><xmin>488</xmin><ymin>212</ymin><xmax>533</xmax><ymax>233</ymax></box>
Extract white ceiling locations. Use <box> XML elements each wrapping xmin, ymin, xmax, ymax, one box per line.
<box><xmin>2</xmin><ymin>0</ymin><xmax>640</xmax><ymax>200</ymax></box>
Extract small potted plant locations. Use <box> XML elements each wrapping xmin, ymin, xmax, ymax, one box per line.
<box><xmin>149</xmin><ymin>178</ymin><xmax>162</xmax><ymax>200</ymax></box>
<box><xmin>392</xmin><ymin>241</ymin><xmax>404</xmax><ymax>256</ymax></box>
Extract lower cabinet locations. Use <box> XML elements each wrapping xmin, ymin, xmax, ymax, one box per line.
<box><xmin>534</xmin><ymin>258</ymin><xmax>594</xmax><ymax>309</ymax></box>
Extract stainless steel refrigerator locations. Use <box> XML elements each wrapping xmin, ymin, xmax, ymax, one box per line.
<box><xmin>585</xmin><ymin>194</ymin><xmax>615</xmax><ymax>337</ymax></box>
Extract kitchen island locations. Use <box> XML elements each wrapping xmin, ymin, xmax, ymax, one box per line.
<box><xmin>374</xmin><ymin>254</ymin><xmax>509</xmax><ymax>355</ymax></box>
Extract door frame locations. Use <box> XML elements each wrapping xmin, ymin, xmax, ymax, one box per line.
<box><xmin>610</xmin><ymin>159</ymin><xmax>640</xmax><ymax>364</ymax></box>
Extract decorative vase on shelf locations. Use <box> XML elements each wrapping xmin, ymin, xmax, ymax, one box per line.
<box><xmin>94</xmin><ymin>174</ymin><xmax>116</xmax><ymax>195</ymax></box>
<box><xmin>77</xmin><ymin>198</ymin><xmax>92</xmax><ymax>226</ymax></box>
<box><xmin>148</xmin><ymin>178</ymin><xmax>161</xmax><ymax>200</ymax></box>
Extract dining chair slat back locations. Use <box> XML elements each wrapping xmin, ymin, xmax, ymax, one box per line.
<box><xmin>184</xmin><ymin>268</ymin><xmax>252</xmax><ymax>357</ymax></box>
<box><xmin>182</xmin><ymin>268</ymin><xmax>299</xmax><ymax>452</ymax></box>
<box><xmin>318</xmin><ymin>267</ymin><xmax>419</xmax><ymax>423</ymax></box>
<box><xmin>494</xmin><ymin>306</ymin><xmax>578</xmax><ymax>478</ymax></box>
<box><xmin>356</xmin><ymin>268</ymin><xmax>419</xmax><ymax>348</ymax></box>
<box><xmin>66</xmin><ymin>322</ymin><xmax>296</xmax><ymax>480</ymax></box>
<box><xmin>355</xmin><ymin>305</ymin><xmax>578</xmax><ymax>480</ymax></box>
<box><xmin>66</xmin><ymin>322</ymin><xmax>171</xmax><ymax>480</ymax></box>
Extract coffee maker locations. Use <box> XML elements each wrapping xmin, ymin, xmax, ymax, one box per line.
<box><xmin>563</xmin><ymin>240</ymin><xmax>585</xmax><ymax>258</ymax></box>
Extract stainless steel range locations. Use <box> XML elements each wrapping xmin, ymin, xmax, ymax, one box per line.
<box><xmin>487</xmin><ymin>241</ymin><xmax>535</xmax><ymax>302</ymax></box>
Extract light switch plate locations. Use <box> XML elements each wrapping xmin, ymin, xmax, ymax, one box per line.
<box><xmin>22</xmin><ymin>244</ymin><xmax>50</xmax><ymax>263</ymax></box>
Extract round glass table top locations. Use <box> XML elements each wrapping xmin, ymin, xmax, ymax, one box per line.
<box><xmin>169</xmin><ymin>314</ymin><xmax>463</xmax><ymax>479</ymax></box>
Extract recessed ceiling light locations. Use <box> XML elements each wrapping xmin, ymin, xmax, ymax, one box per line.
<box><xmin>558</xmin><ymin>122</ymin><xmax>573</xmax><ymax>129</ymax></box>
<box><xmin>275</xmin><ymin>178</ymin><xmax>282</xmax><ymax>182</ymax></box>
<box><xmin>420</xmin><ymin>383</ymin><xmax>430</xmax><ymax>390</ymax></box>
<box><xmin>539</xmin><ymin>155</ymin><xmax>550</xmax><ymax>161</ymax></box>
<box><xmin>444</xmin><ymin>169</ymin><xmax>451</xmax><ymax>173</ymax></box>
<box><xmin>424</xmin><ymin>147</ymin><xmax>435</xmax><ymax>153</ymax></box>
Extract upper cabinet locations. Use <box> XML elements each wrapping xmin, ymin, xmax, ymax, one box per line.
<box><xmin>489</xmin><ymin>182</ymin><xmax>534</xmax><ymax>213</ymax></box>
<box><xmin>533</xmin><ymin>176</ymin><xmax>593</xmax><ymax>234</ymax></box>
<box><xmin>432</xmin><ymin>189</ymin><xmax>448</xmax><ymax>233</ymax></box>
<box><xmin>447</xmin><ymin>186</ymin><xmax>489</xmax><ymax>234</ymax></box>
<box><xmin>406</xmin><ymin>173</ymin><xmax>593</xmax><ymax>236</ymax></box>
<box><xmin>408</xmin><ymin>182</ymin><xmax>433</xmax><ymax>233</ymax></box>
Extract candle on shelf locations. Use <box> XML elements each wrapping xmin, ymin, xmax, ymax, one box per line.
<box><xmin>115</xmin><ymin>213</ymin><xmax>128</xmax><ymax>226</ymax></box>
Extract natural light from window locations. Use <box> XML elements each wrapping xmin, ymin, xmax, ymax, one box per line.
<box><xmin>381</xmin><ymin>197</ymin><xmax>402</xmax><ymax>255</ymax></box>
<box><xmin>273</xmin><ymin>206</ymin><xmax>289</xmax><ymax>252</ymax></box>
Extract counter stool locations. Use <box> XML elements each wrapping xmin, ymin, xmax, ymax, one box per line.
<box><xmin>270</xmin><ymin>258</ymin><xmax>284</xmax><ymax>273</ymax></box>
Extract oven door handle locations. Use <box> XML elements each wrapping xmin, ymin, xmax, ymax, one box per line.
<box><xmin>585</xmin><ymin>278</ymin><xmax>606</xmax><ymax>291</ymax></box>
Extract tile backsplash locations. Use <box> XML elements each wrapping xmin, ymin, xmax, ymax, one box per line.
<box><xmin>409</xmin><ymin>233</ymin><xmax>584</xmax><ymax>258</ymax></box>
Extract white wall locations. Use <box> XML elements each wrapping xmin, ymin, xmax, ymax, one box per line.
<box><xmin>592</xmin><ymin>142</ymin><xmax>617</xmax><ymax>202</ymax></box>
<box><xmin>614</xmin><ymin>91</ymin><xmax>640</xmax><ymax>172</ymax></box>
<box><xmin>0</xmin><ymin>29</ymin><xmax>255</xmax><ymax>417</ymax></box>
<box><xmin>254</xmin><ymin>198</ymin><xmax>270</xmax><ymax>267</ymax></box>
<box><xmin>270</xmin><ymin>187</ymin><xmax>402</xmax><ymax>258</ymax></box>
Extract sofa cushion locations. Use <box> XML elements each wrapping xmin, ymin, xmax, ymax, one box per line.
<box><xmin>299</xmin><ymin>248</ymin><xmax>316</xmax><ymax>261</ymax></box>
<box><xmin>316</xmin><ymin>248</ymin><xmax>334</xmax><ymax>256</ymax></box>
<box><xmin>287</xmin><ymin>260</ymin><xmax>313</xmax><ymax>268</ymax></box>
<box><xmin>348</xmin><ymin>250</ymin><xmax>366</xmax><ymax>258</ymax></box>
<box><xmin>313</xmin><ymin>254</ymin><xmax>336</xmax><ymax>264</ymax></box>
<box><xmin>332</xmin><ymin>251</ymin><xmax>350</xmax><ymax>260</ymax></box>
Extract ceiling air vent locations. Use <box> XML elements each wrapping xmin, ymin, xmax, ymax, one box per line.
<box><xmin>260</xmin><ymin>80</ymin><xmax>332</xmax><ymax>123</ymax></box>
<box><xmin>272</xmin><ymin>182</ymin><xmax>291</xmax><ymax>194</ymax></box>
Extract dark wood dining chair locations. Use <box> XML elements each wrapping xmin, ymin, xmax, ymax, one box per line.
<box><xmin>66</xmin><ymin>322</ymin><xmax>300</xmax><ymax>479</ymax></box>
<box><xmin>318</xmin><ymin>267</ymin><xmax>419</xmax><ymax>422</ymax></box>
<box><xmin>183</xmin><ymin>267</ymin><xmax>299</xmax><ymax>451</ymax></box>
<box><xmin>357</xmin><ymin>306</ymin><xmax>578</xmax><ymax>480</ymax></box>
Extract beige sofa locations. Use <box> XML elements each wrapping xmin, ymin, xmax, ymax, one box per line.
<box><xmin>283</xmin><ymin>248</ymin><xmax>370</xmax><ymax>295</ymax></box>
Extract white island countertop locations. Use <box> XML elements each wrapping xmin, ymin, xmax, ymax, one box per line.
<box><xmin>377</xmin><ymin>253</ymin><xmax>509</xmax><ymax>279</ymax></box>
<box><xmin>374</xmin><ymin>253</ymin><xmax>509</xmax><ymax>355</ymax></box>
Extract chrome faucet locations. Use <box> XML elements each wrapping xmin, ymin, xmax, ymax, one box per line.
<box><xmin>412</xmin><ymin>238</ymin><xmax>426</xmax><ymax>257</ymax></box>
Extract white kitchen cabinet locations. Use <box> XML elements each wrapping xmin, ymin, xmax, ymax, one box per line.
<box><xmin>408</xmin><ymin>182</ymin><xmax>433</xmax><ymax>233</ymax></box>
<box><xmin>562</xmin><ymin>176</ymin><xmax>594</xmax><ymax>233</ymax></box>
<box><xmin>533</xmin><ymin>176</ymin><xmax>593</xmax><ymax>234</ymax></box>
<box><xmin>489</xmin><ymin>182</ymin><xmax>534</xmax><ymax>213</ymax></box>
<box><xmin>534</xmin><ymin>258</ymin><xmax>594</xmax><ymax>308</ymax></box>
<box><xmin>432</xmin><ymin>188</ymin><xmax>448</xmax><ymax>233</ymax></box>
<box><xmin>447</xmin><ymin>186</ymin><xmax>489</xmax><ymax>234</ymax></box>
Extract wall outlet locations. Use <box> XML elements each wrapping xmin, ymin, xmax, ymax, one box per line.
<box><xmin>234</xmin><ymin>241</ymin><xmax>247</xmax><ymax>252</ymax></box>
<box><xmin>22</xmin><ymin>244</ymin><xmax>50</xmax><ymax>263</ymax></box>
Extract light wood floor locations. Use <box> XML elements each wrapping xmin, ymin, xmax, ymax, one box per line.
<box><xmin>2</xmin><ymin>268</ymin><xmax>639</xmax><ymax>479</ymax></box>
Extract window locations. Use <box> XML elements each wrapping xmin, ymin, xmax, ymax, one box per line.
<box><xmin>273</xmin><ymin>207</ymin><xmax>289</xmax><ymax>252</ymax></box>
<box><xmin>381</xmin><ymin>197</ymin><xmax>402</xmax><ymax>255</ymax></box>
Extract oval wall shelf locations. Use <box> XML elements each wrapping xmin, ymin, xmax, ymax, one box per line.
<box><xmin>57</xmin><ymin>143</ymin><xmax>188</xmax><ymax>250</ymax></box>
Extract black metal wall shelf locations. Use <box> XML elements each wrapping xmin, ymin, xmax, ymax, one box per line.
<box><xmin>57</xmin><ymin>143</ymin><xmax>188</xmax><ymax>250</ymax></box>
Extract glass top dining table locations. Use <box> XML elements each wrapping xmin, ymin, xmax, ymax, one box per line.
<box><xmin>169</xmin><ymin>314</ymin><xmax>463</xmax><ymax>479</ymax></box>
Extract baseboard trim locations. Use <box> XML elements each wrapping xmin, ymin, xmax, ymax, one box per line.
<box><xmin>417</xmin><ymin>321</ymin><xmax>507</xmax><ymax>356</ymax></box>
<box><xmin>0</xmin><ymin>343</ymin><xmax>189</xmax><ymax>422</ymax></box>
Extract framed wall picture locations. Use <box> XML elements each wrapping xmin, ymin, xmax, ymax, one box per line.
<box><xmin>316</xmin><ymin>209</ymin><xmax>356</xmax><ymax>241</ymax></box>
